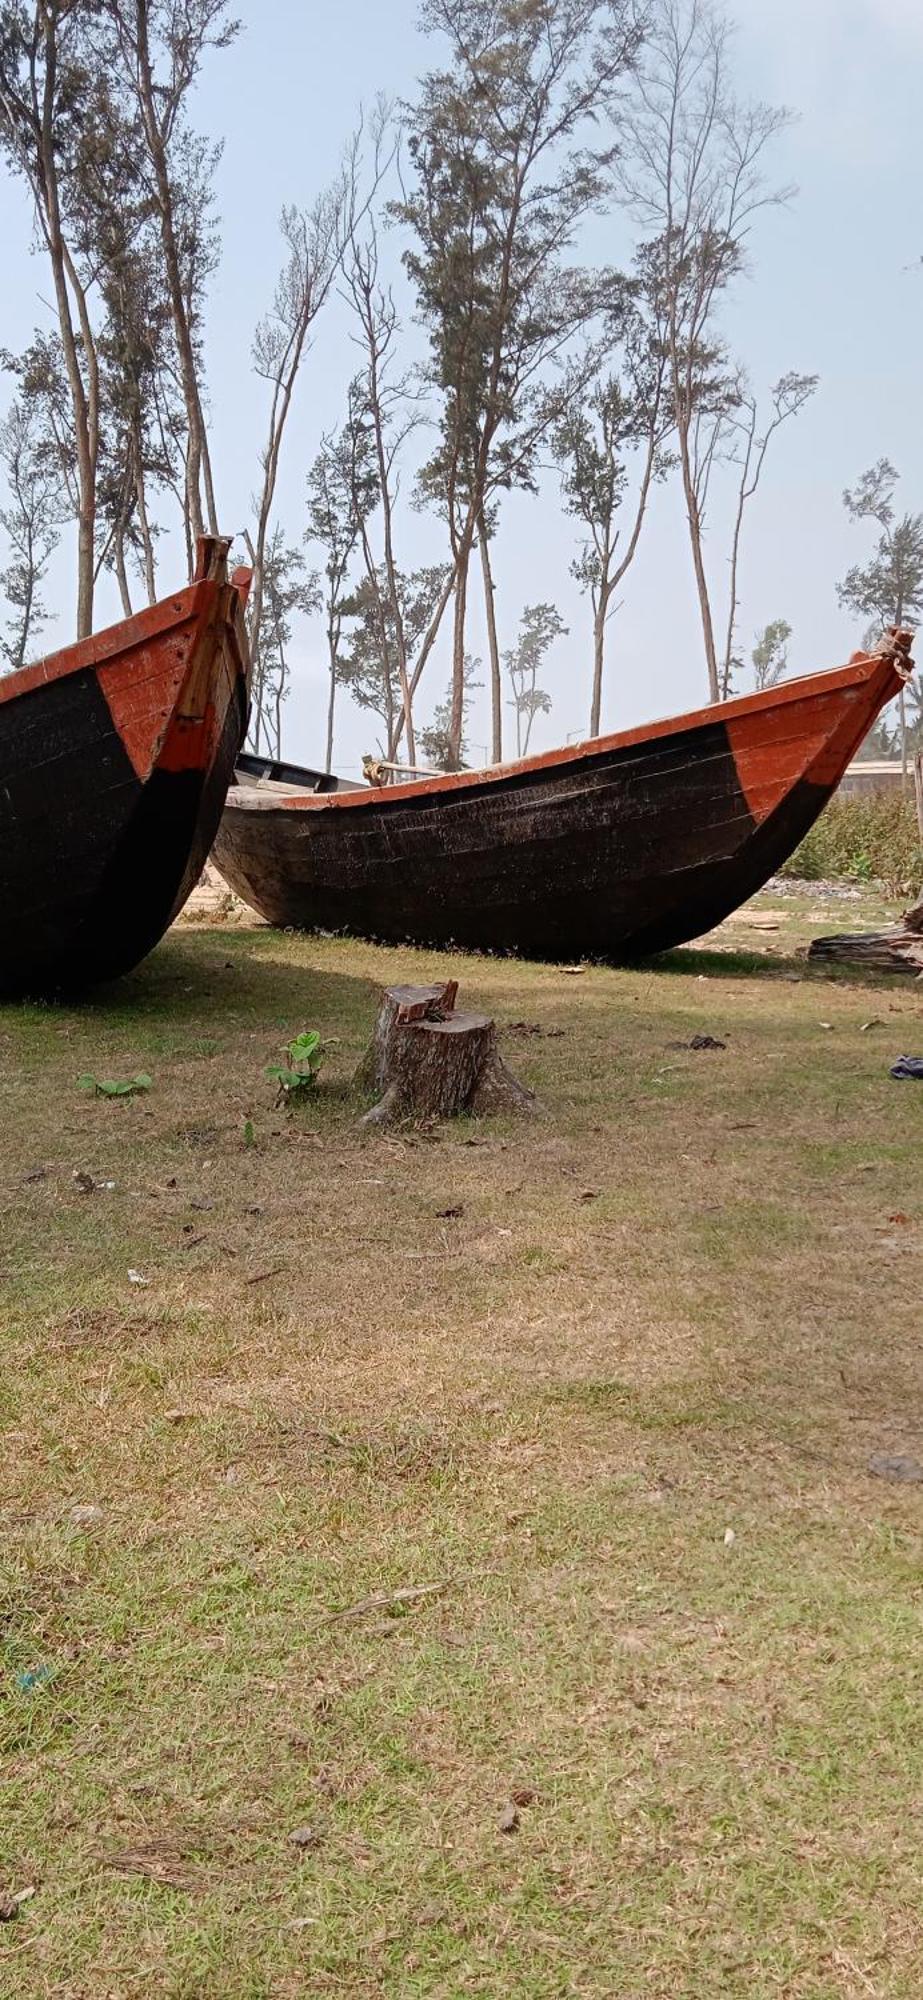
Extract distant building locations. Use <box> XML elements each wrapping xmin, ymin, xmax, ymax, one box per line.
<box><xmin>839</xmin><ymin>759</ymin><xmax>909</xmax><ymax>798</ymax></box>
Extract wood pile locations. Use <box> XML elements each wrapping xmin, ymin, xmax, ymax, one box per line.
<box><xmin>809</xmin><ymin>891</ymin><xmax>923</xmax><ymax>975</ymax></box>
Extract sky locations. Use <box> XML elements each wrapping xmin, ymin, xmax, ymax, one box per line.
<box><xmin>0</xmin><ymin>0</ymin><xmax>920</xmax><ymax>776</ymax></box>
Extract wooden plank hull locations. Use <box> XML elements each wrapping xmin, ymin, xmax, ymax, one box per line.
<box><xmin>213</xmin><ymin>646</ymin><xmax>909</xmax><ymax>962</ymax></box>
<box><xmin>1</xmin><ymin>541</ymin><xmax>251</xmax><ymax>995</ymax></box>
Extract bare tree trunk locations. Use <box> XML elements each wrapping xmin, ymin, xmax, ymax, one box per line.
<box><xmin>272</xmin><ymin>645</ymin><xmax>286</xmax><ymax>758</ymax></box>
<box><xmin>590</xmin><ymin>587</ymin><xmax>607</xmax><ymax>738</ymax></box>
<box><xmin>247</xmin><ymin>354</ymin><xmax>306</xmax><ymax>699</ymax></box>
<box><xmin>478</xmin><ymin>509</ymin><xmax>502</xmax><ymax>763</ymax></box>
<box><xmin>113</xmin><ymin>524</ymin><xmax>133</xmax><ymax>617</ymax></box>
<box><xmin>13</xmin><ymin>523</ymin><xmax>35</xmax><ymax>670</ymax></box>
<box><xmin>389</xmin><ymin>560</ymin><xmax>458</xmax><ymax>765</ymax></box>
<box><xmin>33</xmin><ymin>31</ymin><xmax>98</xmax><ymax>636</ymax></box>
<box><xmin>132</xmin><ymin>0</ymin><xmax>216</xmax><ymax>544</ymax></box>
<box><xmin>354</xmin><ymin>511</ymin><xmax>399</xmax><ymax>760</ymax></box>
<box><xmin>363</xmin><ymin>315</ymin><xmax>415</xmax><ymax>763</ymax></box>
<box><xmin>324</xmin><ymin>623</ymin><xmax>338</xmax><ymax>774</ymax></box>
<box><xmin>720</xmin><ymin>406</ymin><xmax>757</xmax><ymax>698</ymax></box>
<box><xmin>678</xmin><ymin>432</ymin><xmax>720</xmax><ymax>702</ymax></box>
<box><xmin>200</xmin><ymin>426</ymin><xmax>219</xmax><ymax>542</ymax></box>
<box><xmin>449</xmin><ymin>529</ymin><xmax>473</xmax><ymax>764</ymax></box>
<box><xmin>133</xmin><ymin>438</ymin><xmax>157</xmax><ymax>605</ymax></box>
<box><xmin>242</xmin><ymin>526</ymin><xmax>267</xmax><ymax>751</ymax></box>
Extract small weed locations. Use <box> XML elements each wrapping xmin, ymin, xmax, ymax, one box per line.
<box><xmin>266</xmin><ymin>1029</ymin><xmax>324</xmax><ymax>1105</ymax></box>
<box><xmin>77</xmin><ymin>1072</ymin><xmax>152</xmax><ymax>1098</ymax></box>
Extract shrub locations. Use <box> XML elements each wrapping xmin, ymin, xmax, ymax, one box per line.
<box><xmin>781</xmin><ymin>792</ymin><xmax>921</xmax><ymax>894</ymax></box>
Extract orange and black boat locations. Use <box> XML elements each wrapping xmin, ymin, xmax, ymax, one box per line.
<box><xmin>213</xmin><ymin>632</ymin><xmax>911</xmax><ymax>962</ymax></box>
<box><xmin>1</xmin><ymin>536</ymin><xmax>251</xmax><ymax>995</ymax></box>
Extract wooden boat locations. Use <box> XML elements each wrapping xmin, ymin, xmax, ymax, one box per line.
<box><xmin>1</xmin><ymin>537</ymin><xmax>251</xmax><ymax>995</ymax></box>
<box><xmin>213</xmin><ymin>633</ymin><xmax>912</xmax><ymax>962</ymax></box>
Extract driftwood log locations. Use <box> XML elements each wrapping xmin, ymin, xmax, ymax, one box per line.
<box><xmin>356</xmin><ymin>980</ymin><xmax>537</xmax><ymax>1126</ymax></box>
<box><xmin>809</xmin><ymin>889</ymin><xmax>923</xmax><ymax>975</ymax></box>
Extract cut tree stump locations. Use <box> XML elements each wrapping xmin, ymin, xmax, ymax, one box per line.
<box><xmin>356</xmin><ymin>980</ymin><xmax>537</xmax><ymax>1127</ymax></box>
<box><xmin>809</xmin><ymin>889</ymin><xmax>923</xmax><ymax>975</ymax></box>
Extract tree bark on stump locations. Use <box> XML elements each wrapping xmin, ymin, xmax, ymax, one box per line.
<box><xmin>809</xmin><ymin>889</ymin><xmax>923</xmax><ymax>975</ymax></box>
<box><xmin>356</xmin><ymin>981</ymin><xmax>537</xmax><ymax>1126</ymax></box>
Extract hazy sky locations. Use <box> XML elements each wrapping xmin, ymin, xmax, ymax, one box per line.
<box><xmin>0</xmin><ymin>0</ymin><xmax>920</xmax><ymax>773</ymax></box>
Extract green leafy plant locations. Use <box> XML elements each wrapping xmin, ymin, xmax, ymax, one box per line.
<box><xmin>242</xmin><ymin>1117</ymin><xmax>256</xmax><ymax>1147</ymax></box>
<box><xmin>266</xmin><ymin>1031</ymin><xmax>324</xmax><ymax>1104</ymax></box>
<box><xmin>78</xmin><ymin>1073</ymin><xmax>152</xmax><ymax>1098</ymax></box>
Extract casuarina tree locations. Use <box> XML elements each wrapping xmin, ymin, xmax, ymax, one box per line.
<box><xmin>552</xmin><ymin>279</ymin><xmax>671</xmax><ymax>737</ymax></box>
<box><xmin>838</xmin><ymin>461</ymin><xmax>923</xmax><ymax>770</ymax></box>
<box><xmin>622</xmin><ymin>0</ymin><xmax>794</xmax><ymax>701</ymax></box>
<box><xmin>398</xmin><ymin>0</ymin><xmax>643</xmax><ymax>767</ymax></box>
<box><xmin>504</xmin><ymin>602</ymin><xmax>567</xmax><ymax>759</ymax></box>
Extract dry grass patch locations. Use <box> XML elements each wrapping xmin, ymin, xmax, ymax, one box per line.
<box><xmin>1</xmin><ymin>889</ymin><xmax>923</xmax><ymax>1995</ymax></box>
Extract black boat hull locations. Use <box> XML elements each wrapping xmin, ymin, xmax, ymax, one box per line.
<box><xmin>0</xmin><ymin>544</ymin><xmax>250</xmax><ymax>996</ymax></box>
<box><xmin>213</xmin><ymin>650</ymin><xmax>907</xmax><ymax>962</ymax></box>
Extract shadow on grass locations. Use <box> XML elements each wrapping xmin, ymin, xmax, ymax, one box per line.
<box><xmin>1</xmin><ymin>928</ymin><xmax>381</xmax><ymax>1038</ymax></box>
<box><xmin>643</xmin><ymin>944</ymin><xmax>883</xmax><ymax>984</ymax></box>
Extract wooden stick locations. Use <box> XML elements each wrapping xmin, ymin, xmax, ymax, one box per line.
<box><xmin>313</xmin><ymin>1570</ymin><xmax>495</xmax><ymax>1626</ymax></box>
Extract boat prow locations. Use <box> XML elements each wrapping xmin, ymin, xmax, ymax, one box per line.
<box><xmin>2</xmin><ymin>536</ymin><xmax>251</xmax><ymax>996</ymax></box>
<box><xmin>213</xmin><ymin>631</ymin><xmax>911</xmax><ymax>962</ymax></box>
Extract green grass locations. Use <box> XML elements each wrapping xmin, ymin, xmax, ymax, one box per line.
<box><xmin>2</xmin><ymin>888</ymin><xmax>923</xmax><ymax>1995</ymax></box>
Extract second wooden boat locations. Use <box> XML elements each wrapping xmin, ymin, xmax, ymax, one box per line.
<box><xmin>212</xmin><ymin>634</ymin><xmax>912</xmax><ymax>962</ymax></box>
<box><xmin>1</xmin><ymin>537</ymin><xmax>251</xmax><ymax>995</ymax></box>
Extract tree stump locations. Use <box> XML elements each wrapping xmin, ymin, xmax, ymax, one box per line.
<box><xmin>356</xmin><ymin>980</ymin><xmax>537</xmax><ymax>1127</ymax></box>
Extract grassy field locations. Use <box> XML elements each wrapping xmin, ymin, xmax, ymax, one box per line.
<box><xmin>2</xmin><ymin>881</ymin><xmax>923</xmax><ymax>1998</ymax></box>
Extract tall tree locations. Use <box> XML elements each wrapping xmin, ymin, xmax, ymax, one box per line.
<box><xmin>0</xmin><ymin>394</ymin><xmax>64</xmax><ymax>668</ymax></box>
<box><xmin>0</xmin><ymin>2</ymin><xmax>110</xmax><ymax>633</ymax></box>
<box><xmin>339</xmin><ymin>562</ymin><xmax>450</xmax><ymax>759</ymax></box>
<box><xmin>92</xmin><ymin>210</ymin><xmax>185</xmax><ymax>610</ymax></box>
<box><xmin>717</xmin><ymin>373</ymin><xmax>816</xmax><ymax>697</ymax></box>
<box><xmin>247</xmin><ymin>526</ymin><xmax>320</xmax><ymax>760</ymax></box>
<box><xmin>838</xmin><ymin>460</ymin><xmax>923</xmax><ymax>779</ymax></box>
<box><xmin>341</xmin><ymin>240</ymin><xmax>456</xmax><ymax>763</ymax></box>
<box><xmin>398</xmin><ymin>0</ymin><xmax>643</xmax><ymax>765</ymax></box>
<box><xmin>552</xmin><ymin>285</ymin><xmax>671</xmax><ymax>737</ymax></box>
<box><xmin>341</xmin><ymin>227</ymin><xmax>424</xmax><ymax>763</ymax></box>
<box><xmin>504</xmin><ymin>602</ymin><xmax>567</xmax><ymax>759</ymax></box>
<box><xmin>306</xmin><ymin>401</ymin><xmax>377</xmax><ymax>774</ymax></box>
<box><xmin>248</xmin><ymin>114</ymin><xmax>390</xmax><ymax>725</ymax></box>
<box><xmin>623</xmin><ymin>0</ymin><xmax>793</xmax><ymax>701</ymax></box>
<box><xmin>105</xmin><ymin>0</ymin><xmax>234</xmax><ymax>547</ymax></box>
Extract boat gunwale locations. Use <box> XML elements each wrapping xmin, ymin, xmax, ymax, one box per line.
<box><xmin>228</xmin><ymin>648</ymin><xmax>903</xmax><ymax>817</ymax></box>
<box><xmin>0</xmin><ymin>578</ymin><xmax>219</xmax><ymax>709</ymax></box>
